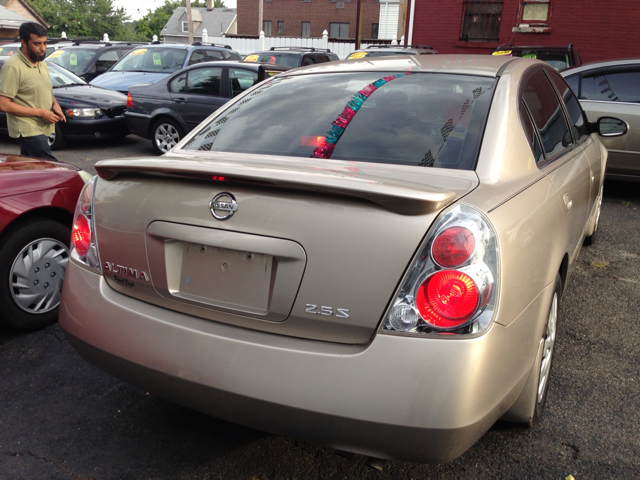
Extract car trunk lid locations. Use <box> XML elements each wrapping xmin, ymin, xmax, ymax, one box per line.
<box><xmin>93</xmin><ymin>152</ymin><xmax>478</xmax><ymax>344</ymax></box>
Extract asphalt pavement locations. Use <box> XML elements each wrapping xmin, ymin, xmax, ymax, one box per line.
<box><xmin>0</xmin><ymin>135</ymin><xmax>639</xmax><ymax>479</ymax></box>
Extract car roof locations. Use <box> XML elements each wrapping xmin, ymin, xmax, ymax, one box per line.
<box><xmin>291</xmin><ymin>54</ymin><xmax>521</xmax><ymax>77</ymax></box>
<box><xmin>561</xmin><ymin>58</ymin><xmax>640</xmax><ymax>76</ymax></box>
<box><xmin>249</xmin><ymin>47</ymin><xmax>333</xmax><ymax>55</ymax></box>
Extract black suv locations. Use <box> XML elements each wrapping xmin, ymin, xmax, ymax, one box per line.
<box><xmin>346</xmin><ymin>44</ymin><xmax>438</xmax><ymax>59</ymax></box>
<box><xmin>46</xmin><ymin>41</ymin><xmax>144</xmax><ymax>82</ymax></box>
<box><xmin>244</xmin><ymin>47</ymin><xmax>339</xmax><ymax>68</ymax></box>
<box><xmin>491</xmin><ymin>44</ymin><xmax>582</xmax><ymax>70</ymax></box>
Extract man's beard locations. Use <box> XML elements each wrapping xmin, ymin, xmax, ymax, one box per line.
<box><xmin>27</xmin><ymin>46</ymin><xmax>45</xmax><ymax>62</ymax></box>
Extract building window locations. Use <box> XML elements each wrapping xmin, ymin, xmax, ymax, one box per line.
<box><xmin>371</xmin><ymin>23</ymin><xmax>379</xmax><ymax>39</ymax></box>
<box><xmin>519</xmin><ymin>0</ymin><xmax>550</xmax><ymax>25</ymax></box>
<box><xmin>301</xmin><ymin>22</ymin><xmax>311</xmax><ymax>38</ymax></box>
<box><xmin>263</xmin><ymin>20</ymin><xmax>272</xmax><ymax>36</ymax></box>
<box><xmin>182</xmin><ymin>21</ymin><xmax>188</xmax><ymax>32</ymax></box>
<box><xmin>277</xmin><ymin>21</ymin><xmax>284</xmax><ymax>34</ymax></box>
<box><xmin>329</xmin><ymin>22</ymin><xmax>349</xmax><ymax>39</ymax></box>
<box><xmin>302</xmin><ymin>0</ymin><xmax>311</xmax><ymax>2</ymax></box>
<box><xmin>460</xmin><ymin>0</ymin><xmax>503</xmax><ymax>42</ymax></box>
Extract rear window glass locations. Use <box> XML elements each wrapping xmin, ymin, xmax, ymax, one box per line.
<box><xmin>112</xmin><ymin>48</ymin><xmax>187</xmax><ymax>73</ymax></box>
<box><xmin>244</xmin><ymin>53</ymin><xmax>300</xmax><ymax>67</ymax></box>
<box><xmin>184</xmin><ymin>72</ymin><xmax>495</xmax><ymax>170</ymax></box>
<box><xmin>510</xmin><ymin>50</ymin><xmax>570</xmax><ymax>70</ymax></box>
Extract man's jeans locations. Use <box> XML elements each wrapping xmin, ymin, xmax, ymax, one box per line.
<box><xmin>18</xmin><ymin>134</ymin><xmax>57</xmax><ymax>161</ymax></box>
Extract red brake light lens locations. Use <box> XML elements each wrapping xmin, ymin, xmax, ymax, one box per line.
<box><xmin>72</xmin><ymin>214</ymin><xmax>91</xmax><ymax>257</ymax></box>
<box><xmin>126</xmin><ymin>92</ymin><xmax>133</xmax><ymax>108</ymax></box>
<box><xmin>432</xmin><ymin>226</ymin><xmax>475</xmax><ymax>267</ymax></box>
<box><xmin>415</xmin><ymin>270</ymin><xmax>479</xmax><ymax>328</ymax></box>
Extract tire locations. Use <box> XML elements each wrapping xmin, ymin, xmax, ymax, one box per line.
<box><xmin>584</xmin><ymin>184</ymin><xmax>603</xmax><ymax>246</ymax></box>
<box><xmin>151</xmin><ymin>118</ymin><xmax>183</xmax><ymax>155</ymax></box>
<box><xmin>0</xmin><ymin>220</ymin><xmax>71</xmax><ymax>331</ymax></box>
<box><xmin>530</xmin><ymin>274</ymin><xmax>562</xmax><ymax>426</ymax></box>
<box><xmin>48</xmin><ymin>122</ymin><xmax>67</xmax><ymax>151</ymax></box>
<box><xmin>501</xmin><ymin>273</ymin><xmax>562</xmax><ymax>426</ymax></box>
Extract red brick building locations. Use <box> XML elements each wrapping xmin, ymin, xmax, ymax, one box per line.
<box><xmin>237</xmin><ymin>0</ymin><xmax>381</xmax><ymax>39</ymax></box>
<box><xmin>409</xmin><ymin>0</ymin><xmax>640</xmax><ymax>63</ymax></box>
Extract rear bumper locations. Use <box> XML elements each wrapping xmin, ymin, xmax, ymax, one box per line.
<box><xmin>124</xmin><ymin>111</ymin><xmax>152</xmax><ymax>139</ymax></box>
<box><xmin>62</xmin><ymin>116</ymin><xmax>128</xmax><ymax>140</ymax></box>
<box><xmin>60</xmin><ymin>261</ymin><xmax>548</xmax><ymax>463</ymax></box>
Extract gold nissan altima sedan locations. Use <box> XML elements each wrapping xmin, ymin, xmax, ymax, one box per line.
<box><xmin>59</xmin><ymin>55</ymin><xmax>626</xmax><ymax>464</ymax></box>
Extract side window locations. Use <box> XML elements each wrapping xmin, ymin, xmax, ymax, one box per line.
<box><xmin>547</xmin><ymin>70</ymin><xmax>588</xmax><ymax>142</ymax></box>
<box><xmin>302</xmin><ymin>55</ymin><xmax>316</xmax><ymax>66</ymax></box>
<box><xmin>581</xmin><ymin>69</ymin><xmax>640</xmax><ymax>103</ymax></box>
<box><xmin>188</xmin><ymin>50</ymin><xmax>207</xmax><ymax>65</ymax></box>
<box><xmin>96</xmin><ymin>50</ymin><xmax>119</xmax><ymax>70</ymax></box>
<box><xmin>169</xmin><ymin>72</ymin><xmax>187</xmax><ymax>93</ymax></box>
<box><xmin>315</xmin><ymin>54</ymin><xmax>330</xmax><ymax>63</ymax></box>
<box><xmin>564</xmin><ymin>74</ymin><xmax>579</xmax><ymax>97</ymax></box>
<box><xmin>519</xmin><ymin>100</ymin><xmax>544</xmax><ymax>164</ymax></box>
<box><xmin>186</xmin><ymin>67</ymin><xmax>222</xmax><ymax>96</ymax></box>
<box><xmin>229</xmin><ymin>68</ymin><xmax>259</xmax><ymax>97</ymax></box>
<box><xmin>522</xmin><ymin>70</ymin><xmax>572</xmax><ymax>161</ymax></box>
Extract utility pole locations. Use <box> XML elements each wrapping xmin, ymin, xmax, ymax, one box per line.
<box><xmin>354</xmin><ymin>0</ymin><xmax>363</xmax><ymax>50</ymax></box>
<box><xmin>186</xmin><ymin>0</ymin><xmax>194</xmax><ymax>44</ymax></box>
<box><xmin>258</xmin><ymin>0</ymin><xmax>263</xmax><ymax>35</ymax></box>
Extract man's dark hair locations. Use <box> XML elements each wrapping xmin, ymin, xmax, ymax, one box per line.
<box><xmin>19</xmin><ymin>22</ymin><xmax>47</xmax><ymax>43</ymax></box>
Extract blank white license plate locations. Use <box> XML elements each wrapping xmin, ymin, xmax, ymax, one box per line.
<box><xmin>179</xmin><ymin>243</ymin><xmax>272</xmax><ymax>312</ymax></box>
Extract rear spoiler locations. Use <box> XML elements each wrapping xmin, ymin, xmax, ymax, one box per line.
<box><xmin>94</xmin><ymin>156</ymin><xmax>473</xmax><ymax>216</ymax></box>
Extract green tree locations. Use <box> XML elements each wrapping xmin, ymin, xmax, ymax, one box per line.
<box><xmin>30</xmin><ymin>0</ymin><xmax>130</xmax><ymax>40</ymax></box>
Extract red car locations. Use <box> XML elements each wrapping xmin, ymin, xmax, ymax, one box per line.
<box><xmin>0</xmin><ymin>154</ymin><xmax>88</xmax><ymax>330</ymax></box>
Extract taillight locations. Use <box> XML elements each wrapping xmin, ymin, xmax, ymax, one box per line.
<box><xmin>431</xmin><ymin>226</ymin><xmax>475</xmax><ymax>267</ymax></box>
<box><xmin>70</xmin><ymin>176</ymin><xmax>102</xmax><ymax>274</ymax></box>
<box><xmin>126</xmin><ymin>92</ymin><xmax>133</xmax><ymax>108</ymax></box>
<box><xmin>72</xmin><ymin>215</ymin><xmax>91</xmax><ymax>257</ymax></box>
<box><xmin>380</xmin><ymin>205</ymin><xmax>498</xmax><ymax>336</ymax></box>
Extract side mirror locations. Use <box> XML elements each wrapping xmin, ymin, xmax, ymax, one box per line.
<box><xmin>597</xmin><ymin>117</ymin><xmax>628</xmax><ymax>137</ymax></box>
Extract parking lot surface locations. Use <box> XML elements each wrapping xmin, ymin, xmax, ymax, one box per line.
<box><xmin>0</xmin><ymin>136</ymin><xmax>639</xmax><ymax>479</ymax></box>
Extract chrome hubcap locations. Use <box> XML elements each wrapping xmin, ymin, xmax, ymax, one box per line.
<box><xmin>10</xmin><ymin>238</ymin><xmax>69</xmax><ymax>314</ymax></box>
<box><xmin>155</xmin><ymin>124</ymin><xmax>180</xmax><ymax>152</ymax></box>
<box><xmin>538</xmin><ymin>291</ymin><xmax>558</xmax><ymax>403</ymax></box>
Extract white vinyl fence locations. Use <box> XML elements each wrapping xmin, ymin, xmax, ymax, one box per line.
<box><xmin>196</xmin><ymin>30</ymin><xmax>402</xmax><ymax>59</ymax></box>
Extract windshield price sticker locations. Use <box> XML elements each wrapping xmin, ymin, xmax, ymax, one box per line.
<box><xmin>153</xmin><ymin>52</ymin><xmax>162</xmax><ymax>65</ymax></box>
<box><xmin>70</xmin><ymin>53</ymin><xmax>77</xmax><ymax>65</ymax></box>
<box><xmin>348</xmin><ymin>52</ymin><xmax>368</xmax><ymax>59</ymax></box>
<box><xmin>492</xmin><ymin>50</ymin><xmax>512</xmax><ymax>56</ymax></box>
<box><xmin>130</xmin><ymin>49</ymin><xmax>147</xmax><ymax>55</ymax></box>
<box><xmin>48</xmin><ymin>50</ymin><xmax>63</xmax><ymax>58</ymax></box>
<box><xmin>244</xmin><ymin>55</ymin><xmax>259</xmax><ymax>62</ymax></box>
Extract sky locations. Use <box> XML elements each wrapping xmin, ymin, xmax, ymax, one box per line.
<box><xmin>112</xmin><ymin>0</ymin><xmax>237</xmax><ymax>21</ymax></box>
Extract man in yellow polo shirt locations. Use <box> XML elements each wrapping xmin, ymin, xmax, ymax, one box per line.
<box><xmin>0</xmin><ymin>22</ymin><xmax>65</xmax><ymax>161</ymax></box>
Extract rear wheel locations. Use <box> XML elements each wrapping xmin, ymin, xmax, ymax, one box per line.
<box><xmin>0</xmin><ymin>220</ymin><xmax>71</xmax><ymax>331</ymax></box>
<box><xmin>584</xmin><ymin>185</ymin><xmax>603</xmax><ymax>245</ymax></box>
<box><xmin>48</xmin><ymin>123</ymin><xmax>67</xmax><ymax>151</ymax></box>
<box><xmin>152</xmin><ymin>118</ymin><xmax>183</xmax><ymax>155</ymax></box>
<box><xmin>501</xmin><ymin>273</ymin><xmax>562</xmax><ymax>426</ymax></box>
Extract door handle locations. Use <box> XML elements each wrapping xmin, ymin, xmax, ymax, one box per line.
<box><xmin>173</xmin><ymin>98</ymin><xmax>188</xmax><ymax>104</ymax></box>
<box><xmin>563</xmin><ymin>193</ymin><xmax>573</xmax><ymax>212</ymax></box>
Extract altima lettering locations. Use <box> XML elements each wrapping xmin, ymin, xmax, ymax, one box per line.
<box><xmin>305</xmin><ymin>304</ymin><xmax>350</xmax><ymax>318</ymax></box>
<box><xmin>104</xmin><ymin>262</ymin><xmax>150</xmax><ymax>281</ymax></box>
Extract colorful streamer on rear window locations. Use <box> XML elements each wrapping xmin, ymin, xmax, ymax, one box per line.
<box><xmin>312</xmin><ymin>73</ymin><xmax>412</xmax><ymax>159</ymax></box>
